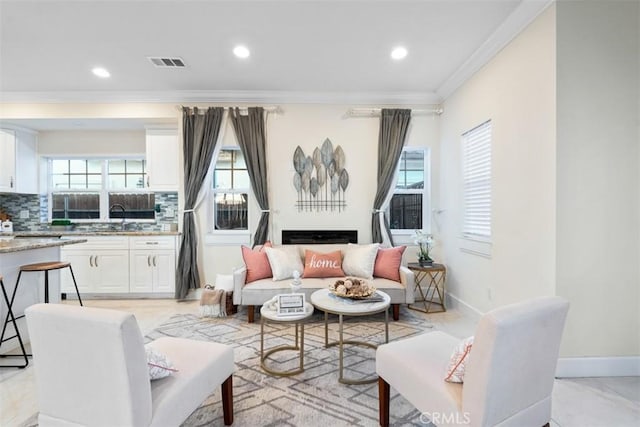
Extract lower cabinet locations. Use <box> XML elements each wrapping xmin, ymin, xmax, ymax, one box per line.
<box><xmin>61</xmin><ymin>250</ymin><xmax>129</xmax><ymax>293</ymax></box>
<box><xmin>129</xmin><ymin>250</ymin><xmax>176</xmax><ymax>293</ymax></box>
<box><xmin>61</xmin><ymin>235</ymin><xmax>177</xmax><ymax>295</ymax></box>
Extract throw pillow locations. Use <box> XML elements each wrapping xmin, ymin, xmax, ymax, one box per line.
<box><xmin>303</xmin><ymin>249</ymin><xmax>345</xmax><ymax>278</ymax></box>
<box><xmin>373</xmin><ymin>246</ymin><xmax>406</xmax><ymax>281</ymax></box>
<box><xmin>265</xmin><ymin>246</ymin><xmax>304</xmax><ymax>280</ymax></box>
<box><xmin>342</xmin><ymin>243</ymin><xmax>380</xmax><ymax>279</ymax></box>
<box><xmin>444</xmin><ymin>336</ymin><xmax>474</xmax><ymax>383</ymax></box>
<box><xmin>241</xmin><ymin>242</ymin><xmax>273</xmax><ymax>283</ymax></box>
<box><xmin>145</xmin><ymin>346</ymin><xmax>178</xmax><ymax>380</ymax></box>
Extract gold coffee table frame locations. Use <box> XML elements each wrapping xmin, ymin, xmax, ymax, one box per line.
<box><xmin>311</xmin><ymin>289</ymin><xmax>390</xmax><ymax>385</ymax></box>
<box><xmin>260</xmin><ymin>302</ymin><xmax>314</xmax><ymax>377</ymax></box>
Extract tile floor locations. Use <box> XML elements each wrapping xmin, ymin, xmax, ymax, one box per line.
<box><xmin>0</xmin><ymin>299</ymin><xmax>638</xmax><ymax>427</ymax></box>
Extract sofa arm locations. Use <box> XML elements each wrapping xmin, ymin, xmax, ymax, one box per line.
<box><xmin>232</xmin><ymin>267</ymin><xmax>247</xmax><ymax>305</ymax></box>
<box><xmin>399</xmin><ymin>266</ymin><xmax>416</xmax><ymax>304</ymax></box>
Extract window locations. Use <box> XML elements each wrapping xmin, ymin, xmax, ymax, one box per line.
<box><xmin>388</xmin><ymin>148</ymin><xmax>429</xmax><ymax>234</ymax></box>
<box><xmin>462</xmin><ymin>120</ymin><xmax>492</xmax><ymax>240</ymax></box>
<box><xmin>212</xmin><ymin>149</ymin><xmax>249</xmax><ymax>230</ymax></box>
<box><xmin>48</xmin><ymin>158</ymin><xmax>153</xmax><ymax>221</ymax></box>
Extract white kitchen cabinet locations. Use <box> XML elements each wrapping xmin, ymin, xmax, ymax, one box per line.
<box><xmin>60</xmin><ymin>236</ymin><xmax>130</xmax><ymax>294</ymax></box>
<box><xmin>129</xmin><ymin>236</ymin><xmax>177</xmax><ymax>293</ymax></box>
<box><xmin>146</xmin><ymin>129</ymin><xmax>179</xmax><ymax>191</ymax></box>
<box><xmin>0</xmin><ymin>129</ymin><xmax>17</xmax><ymax>192</ymax></box>
<box><xmin>0</xmin><ymin>128</ymin><xmax>38</xmax><ymax>194</ymax></box>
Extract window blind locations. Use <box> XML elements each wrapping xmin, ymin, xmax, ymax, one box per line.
<box><xmin>462</xmin><ymin>120</ymin><xmax>492</xmax><ymax>239</ymax></box>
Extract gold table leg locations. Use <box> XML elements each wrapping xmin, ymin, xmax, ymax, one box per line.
<box><xmin>323</xmin><ymin>308</ymin><xmax>390</xmax><ymax>385</ymax></box>
<box><xmin>260</xmin><ymin>318</ymin><xmax>305</xmax><ymax>377</ymax></box>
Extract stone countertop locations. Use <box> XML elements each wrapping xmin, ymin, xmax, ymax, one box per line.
<box><xmin>0</xmin><ymin>237</ymin><xmax>88</xmax><ymax>254</ymax></box>
<box><xmin>10</xmin><ymin>231</ymin><xmax>181</xmax><ymax>237</ymax></box>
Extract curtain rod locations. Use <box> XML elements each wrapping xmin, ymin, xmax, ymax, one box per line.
<box><xmin>176</xmin><ymin>105</ymin><xmax>283</xmax><ymax>114</ymax></box>
<box><xmin>345</xmin><ymin>107</ymin><xmax>443</xmax><ymax>117</ymax></box>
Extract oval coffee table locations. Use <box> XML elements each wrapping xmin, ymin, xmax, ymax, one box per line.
<box><xmin>310</xmin><ymin>288</ymin><xmax>390</xmax><ymax>385</ymax></box>
<box><xmin>260</xmin><ymin>301</ymin><xmax>314</xmax><ymax>377</ymax></box>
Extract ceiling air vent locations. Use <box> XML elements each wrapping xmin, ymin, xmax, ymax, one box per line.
<box><xmin>148</xmin><ymin>57</ymin><xmax>186</xmax><ymax>68</ymax></box>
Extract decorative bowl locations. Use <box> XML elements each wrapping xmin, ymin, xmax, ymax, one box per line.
<box><xmin>329</xmin><ymin>277</ymin><xmax>376</xmax><ymax>299</ymax></box>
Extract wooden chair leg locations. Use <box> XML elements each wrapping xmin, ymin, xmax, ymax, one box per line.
<box><xmin>222</xmin><ymin>375</ymin><xmax>233</xmax><ymax>425</ymax></box>
<box><xmin>378</xmin><ymin>376</ymin><xmax>390</xmax><ymax>427</ymax></box>
<box><xmin>392</xmin><ymin>304</ymin><xmax>400</xmax><ymax>321</ymax></box>
<box><xmin>247</xmin><ymin>305</ymin><xmax>255</xmax><ymax>323</ymax></box>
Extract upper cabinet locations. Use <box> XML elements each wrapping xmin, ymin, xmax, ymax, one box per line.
<box><xmin>0</xmin><ymin>128</ymin><xmax>38</xmax><ymax>194</ymax></box>
<box><xmin>145</xmin><ymin>128</ymin><xmax>180</xmax><ymax>191</ymax></box>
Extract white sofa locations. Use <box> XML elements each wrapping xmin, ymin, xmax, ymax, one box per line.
<box><xmin>233</xmin><ymin>243</ymin><xmax>415</xmax><ymax>323</ymax></box>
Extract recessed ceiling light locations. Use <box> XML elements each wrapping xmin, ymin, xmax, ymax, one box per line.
<box><xmin>92</xmin><ymin>67</ymin><xmax>110</xmax><ymax>78</ymax></box>
<box><xmin>391</xmin><ymin>46</ymin><xmax>408</xmax><ymax>60</ymax></box>
<box><xmin>233</xmin><ymin>45</ymin><xmax>250</xmax><ymax>59</ymax></box>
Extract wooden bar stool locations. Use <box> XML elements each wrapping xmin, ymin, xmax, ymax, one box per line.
<box><xmin>0</xmin><ymin>262</ymin><xmax>83</xmax><ymax>366</ymax></box>
<box><xmin>14</xmin><ymin>261</ymin><xmax>83</xmax><ymax>305</ymax></box>
<box><xmin>0</xmin><ymin>275</ymin><xmax>29</xmax><ymax>368</ymax></box>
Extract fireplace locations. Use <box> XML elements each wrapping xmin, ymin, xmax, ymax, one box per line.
<box><xmin>282</xmin><ymin>230</ymin><xmax>358</xmax><ymax>244</ymax></box>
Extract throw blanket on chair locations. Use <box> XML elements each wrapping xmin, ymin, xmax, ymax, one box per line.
<box><xmin>200</xmin><ymin>286</ymin><xmax>227</xmax><ymax>317</ymax></box>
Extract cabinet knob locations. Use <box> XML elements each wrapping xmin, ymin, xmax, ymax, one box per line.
<box><xmin>10</xmin><ymin>176</ymin><xmax>14</xmax><ymax>188</ymax></box>
<box><xmin>147</xmin><ymin>255</ymin><xmax>151</xmax><ymax>267</ymax></box>
<box><xmin>153</xmin><ymin>256</ymin><xmax>157</xmax><ymax>267</ymax></box>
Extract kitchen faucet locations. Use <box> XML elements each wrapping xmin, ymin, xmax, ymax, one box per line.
<box><xmin>109</xmin><ymin>204</ymin><xmax>127</xmax><ymax>231</ymax></box>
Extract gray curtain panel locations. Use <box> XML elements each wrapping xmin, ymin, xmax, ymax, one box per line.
<box><xmin>175</xmin><ymin>106</ymin><xmax>224</xmax><ymax>300</ymax></box>
<box><xmin>371</xmin><ymin>109</ymin><xmax>412</xmax><ymax>245</ymax></box>
<box><xmin>230</xmin><ymin>107</ymin><xmax>270</xmax><ymax>246</ymax></box>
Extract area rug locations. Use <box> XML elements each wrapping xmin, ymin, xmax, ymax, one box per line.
<box><xmin>23</xmin><ymin>306</ymin><xmax>437</xmax><ymax>427</ymax></box>
<box><xmin>171</xmin><ymin>306</ymin><xmax>435</xmax><ymax>427</ymax></box>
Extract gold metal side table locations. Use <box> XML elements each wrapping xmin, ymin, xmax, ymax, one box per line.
<box><xmin>407</xmin><ymin>263</ymin><xmax>447</xmax><ymax>313</ymax></box>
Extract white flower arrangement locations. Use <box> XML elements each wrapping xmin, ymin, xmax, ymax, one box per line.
<box><xmin>414</xmin><ymin>230</ymin><xmax>434</xmax><ymax>262</ymax></box>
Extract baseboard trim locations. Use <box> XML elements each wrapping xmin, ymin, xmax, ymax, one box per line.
<box><xmin>445</xmin><ymin>292</ymin><xmax>482</xmax><ymax>322</ymax></box>
<box><xmin>556</xmin><ymin>356</ymin><xmax>640</xmax><ymax>378</ymax></box>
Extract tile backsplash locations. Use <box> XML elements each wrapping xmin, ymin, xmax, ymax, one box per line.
<box><xmin>0</xmin><ymin>192</ymin><xmax>179</xmax><ymax>232</ymax></box>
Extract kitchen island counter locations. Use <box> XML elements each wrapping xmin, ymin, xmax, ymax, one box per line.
<box><xmin>0</xmin><ymin>237</ymin><xmax>87</xmax><ymax>254</ymax></box>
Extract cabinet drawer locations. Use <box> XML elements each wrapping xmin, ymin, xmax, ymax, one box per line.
<box><xmin>129</xmin><ymin>236</ymin><xmax>175</xmax><ymax>250</ymax></box>
<box><xmin>61</xmin><ymin>236</ymin><xmax>129</xmax><ymax>251</ymax></box>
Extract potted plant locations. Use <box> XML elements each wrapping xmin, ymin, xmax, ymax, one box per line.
<box><xmin>414</xmin><ymin>230</ymin><xmax>434</xmax><ymax>266</ymax></box>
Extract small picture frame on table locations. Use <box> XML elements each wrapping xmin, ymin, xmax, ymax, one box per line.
<box><xmin>277</xmin><ymin>293</ymin><xmax>306</xmax><ymax>317</ymax></box>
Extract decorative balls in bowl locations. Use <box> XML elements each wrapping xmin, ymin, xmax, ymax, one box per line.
<box><xmin>329</xmin><ymin>277</ymin><xmax>376</xmax><ymax>299</ymax></box>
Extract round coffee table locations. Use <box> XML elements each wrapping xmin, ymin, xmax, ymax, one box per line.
<box><xmin>310</xmin><ymin>288</ymin><xmax>390</xmax><ymax>385</ymax></box>
<box><xmin>260</xmin><ymin>301</ymin><xmax>314</xmax><ymax>377</ymax></box>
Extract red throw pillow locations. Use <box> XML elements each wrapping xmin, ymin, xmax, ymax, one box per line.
<box><xmin>241</xmin><ymin>241</ymin><xmax>273</xmax><ymax>283</ymax></box>
<box><xmin>302</xmin><ymin>250</ymin><xmax>345</xmax><ymax>278</ymax></box>
<box><xmin>373</xmin><ymin>246</ymin><xmax>406</xmax><ymax>281</ymax></box>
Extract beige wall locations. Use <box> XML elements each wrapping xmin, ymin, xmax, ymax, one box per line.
<box><xmin>439</xmin><ymin>6</ymin><xmax>557</xmax><ymax>313</ymax></box>
<box><xmin>556</xmin><ymin>0</ymin><xmax>639</xmax><ymax>357</ymax></box>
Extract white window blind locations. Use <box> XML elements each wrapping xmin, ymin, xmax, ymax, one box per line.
<box><xmin>462</xmin><ymin>120</ymin><xmax>492</xmax><ymax>239</ymax></box>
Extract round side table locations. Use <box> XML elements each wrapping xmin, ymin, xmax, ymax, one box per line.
<box><xmin>260</xmin><ymin>302</ymin><xmax>314</xmax><ymax>377</ymax></box>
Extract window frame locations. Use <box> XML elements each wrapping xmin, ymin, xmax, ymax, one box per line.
<box><xmin>206</xmin><ymin>147</ymin><xmax>252</xmax><ymax>245</ymax></box>
<box><xmin>47</xmin><ymin>156</ymin><xmax>154</xmax><ymax>223</ymax></box>
<box><xmin>388</xmin><ymin>147</ymin><xmax>431</xmax><ymax>245</ymax></box>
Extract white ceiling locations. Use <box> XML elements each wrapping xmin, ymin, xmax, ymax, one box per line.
<box><xmin>0</xmin><ymin>0</ymin><xmax>551</xmax><ymax>130</ymax></box>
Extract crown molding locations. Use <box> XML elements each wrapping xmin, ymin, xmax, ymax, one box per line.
<box><xmin>0</xmin><ymin>90</ymin><xmax>441</xmax><ymax>106</ymax></box>
<box><xmin>436</xmin><ymin>0</ymin><xmax>554</xmax><ymax>101</ymax></box>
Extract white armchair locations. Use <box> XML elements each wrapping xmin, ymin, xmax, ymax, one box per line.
<box><xmin>25</xmin><ymin>303</ymin><xmax>234</xmax><ymax>427</ymax></box>
<box><xmin>376</xmin><ymin>296</ymin><xmax>569</xmax><ymax>427</ymax></box>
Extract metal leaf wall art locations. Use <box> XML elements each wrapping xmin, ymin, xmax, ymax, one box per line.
<box><xmin>293</xmin><ymin>138</ymin><xmax>348</xmax><ymax>212</ymax></box>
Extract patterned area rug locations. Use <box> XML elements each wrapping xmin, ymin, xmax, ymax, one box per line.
<box><xmin>162</xmin><ymin>306</ymin><xmax>436</xmax><ymax>427</ymax></box>
<box><xmin>22</xmin><ymin>306</ymin><xmax>437</xmax><ymax>427</ymax></box>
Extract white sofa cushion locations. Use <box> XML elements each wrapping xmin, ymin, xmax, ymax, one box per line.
<box><xmin>342</xmin><ymin>243</ymin><xmax>379</xmax><ymax>279</ymax></box>
<box><xmin>265</xmin><ymin>246</ymin><xmax>304</xmax><ymax>280</ymax></box>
